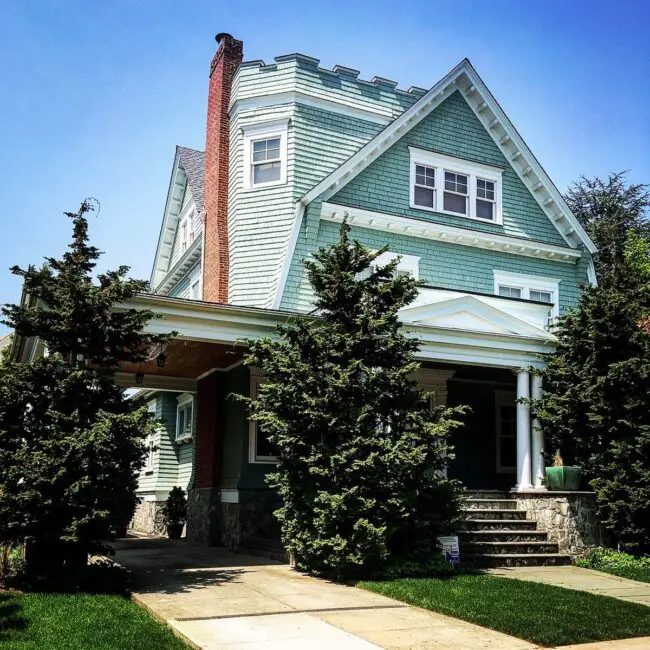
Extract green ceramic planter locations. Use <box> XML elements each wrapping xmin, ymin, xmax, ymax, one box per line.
<box><xmin>545</xmin><ymin>466</ymin><xmax>582</xmax><ymax>491</ymax></box>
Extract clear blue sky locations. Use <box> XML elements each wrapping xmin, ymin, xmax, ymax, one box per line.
<box><xmin>1</xmin><ymin>0</ymin><xmax>648</xmax><ymax>331</ymax></box>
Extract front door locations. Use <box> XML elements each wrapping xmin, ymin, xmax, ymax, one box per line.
<box><xmin>494</xmin><ymin>390</ymin><xmax>517</xmax><ymax>477</ymax></box>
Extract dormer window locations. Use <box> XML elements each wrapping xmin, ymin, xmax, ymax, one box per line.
<box><xmin>494</xmin><ymin>270</ymin><xmax>560</xmax><ymax>319</ymax></box>
<box><xmin>243</xmin><ymin>119</ymin><xmax>289</xmax><ymax>190</ymax></box>
<box><xmin>409</xmin><ymin>148</ymin><xmax>503</xmax><ymax>224</ymax></box>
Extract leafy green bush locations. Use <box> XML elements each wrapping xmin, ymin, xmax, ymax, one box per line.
<box><xmin>578</xmin><ymin>547</ymin><xmax>650</xmax><ymax>583</ymax></box>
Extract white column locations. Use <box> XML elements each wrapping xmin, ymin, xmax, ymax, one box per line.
<box><xmin>531</xmin><ymin>373</ymin><xmax>546</xmax><ymax>489</ymax></box>
<box><xmin>515</xmin><ymin>369</ymin><xmax>533</xmax><ymax>490</ymax></box>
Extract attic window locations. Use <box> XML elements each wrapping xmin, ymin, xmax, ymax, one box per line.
<box><xmin>409</xmin><ymin>148</ymin><xmax>503</xmax><ymax>224</ymax></box>
<box><xmin>494</xmin><ymin>270</ymin><xmax>560</xmax><ymax>318</ymax></box>
<box><xmin>243</xmin><ymin>119</ymin><xmax>289</xmax><ymax>190</ymax></box>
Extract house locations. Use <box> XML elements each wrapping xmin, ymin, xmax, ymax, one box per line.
<box><xmin>113</xmin><ymin>34</ymin><xmax>600</xmax><ymax>559</ymax></box>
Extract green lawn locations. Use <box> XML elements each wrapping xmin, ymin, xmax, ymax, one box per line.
<box><xmin>0</xmin><ymin>592</ymin><xmax>188</xmax><ymax>650</ymax></box>
<box><xmin>576</xmin><ymin>548</ymin><xmax>650</xmax><ymax>584</ymax></box>
<box><xmin>359</xmin><ymin>574</ymin><xmax>650</xmax><ymax>647</ymax></box>
<box><xmin>581</xmin><ymin>564</ymin><xmax>650</xmax><ymax>584</ymax></box>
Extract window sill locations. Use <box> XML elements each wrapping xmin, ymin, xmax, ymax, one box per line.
<box><xmin>175</xmin><ymin>436</ymin><xmax>193</xmax><ymax>444</ymax></box>
<box><xmin>243</xmin><ymin>180</ymin><xmax>287</xmax><ymax>192</ymax></box>
<box><xmin>249</xmin><ymin>457</ymin><xmax>278</xmax><ymax>465</ymax></box>
<box><xmin>409</xmin><ymin>202</ymin><xmax>502</xmax><ymax>226</ymax></box>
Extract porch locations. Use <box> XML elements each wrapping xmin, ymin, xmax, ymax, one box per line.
<box><xmin>116</xmin><ymin>290</ymin><xmax>557</xmax><ymax>550</ymax></box>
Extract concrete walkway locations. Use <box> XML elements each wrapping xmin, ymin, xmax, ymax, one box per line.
<box><xmin>114</xmin><ymin>537</ymin><xmax>533</xmax><ymax>650</ymax></box>
<box><xmin>489</xmin><ymin>565</ymin><xmax>650</xmax><ymax>607</ymax></box>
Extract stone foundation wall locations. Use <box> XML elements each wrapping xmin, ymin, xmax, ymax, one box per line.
<box><xmin>187</xmin><ymin>487</ymin><xmax>221</xmax><ymax>545</ymax></box>
<box><xmin>515</xmin><ymin>491</ymin><xmax>603</xmax><ymax>557</ymax></box>
<box><xmin>130</xmin><ymin>500</ymin><xmax>166</xmax><ymax>536</ymax></box>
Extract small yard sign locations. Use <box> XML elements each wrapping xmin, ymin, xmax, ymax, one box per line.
<box><xmin>437</xmin><ymin>535</ymin><xmax>460</xmax><ymax>564</ymax></box>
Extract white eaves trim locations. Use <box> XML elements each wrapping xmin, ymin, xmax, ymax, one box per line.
<box><xmin>296</xmin><ymin>58</ymin><xmax>596</xmax><ymax>254</ymax></box>
<box><xmin>230</xmin><ymin>90</ymin><xmax>393</xmax><ymax>126</ymax></box>
<box><xmin>321</xmin><ymin>202</ymin><xmax>582</xmax><ymax>263</ymax></box>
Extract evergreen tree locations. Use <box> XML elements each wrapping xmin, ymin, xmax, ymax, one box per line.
<box><xmin>0</xmin><ymin>201</ymin><xmax>172</xmax><ymax>557</ymax></box>
<box><xmin>539</xmin><ymin>176</ymin><xmax>650</xmax><ymax>547</ymax></box>
<box><xmin>242</xmin><ymin>223</ymin><xmax>466</xmax><ymax>579</ymax></box>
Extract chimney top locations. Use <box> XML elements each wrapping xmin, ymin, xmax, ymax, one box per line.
<box><xmin>215</xmin><ymin>32</ymin><xmax>234</xmax><ymax>44</ymax></box>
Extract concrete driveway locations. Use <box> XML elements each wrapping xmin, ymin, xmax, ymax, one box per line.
<box><xmin>114</xmin><ymin>537</ymin><xmax>533</xmax><ymax>650</ymax></box>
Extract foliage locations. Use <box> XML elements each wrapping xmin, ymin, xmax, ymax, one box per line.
<box><xmin>242</xmin><ymin>222</ymin><xmax>466</xmax><ymax>580</ymax></box>
<box><xmin>360</xmin><ymin>574</ymin><xmax>650</xmax><ymax>647</ymax></box>
<box><xmin>538</xmin><ymin>175</ymin><xmax>650</xmax><ymax>547</ymax></box>
<box><xmin>577</xmin><ymin>547</ymin><xmax>650</xmax><ymax>584</ymax></box>
<box><xmin>551</xmin><ymin>450</ymin><xmax>564</xmax><ymax>467</ymax></box>
<box><xmin>0</xmin><ymin>200</ymin><xmax>173</xmax><ymax>557</ymax></box>
<box><xmin>0</xmin><ymin>592</ymin><xmax>189</xmax><ymax>649</ymax></box>
<box><xmin>565</xmin><ymin>172</ymin><xmax>649</xmax><ymax>283</ymax></box>
<box><xmin>162</xmin><ymin>487</ymin><xmax>187</xmax><ymax>527</ymax></box>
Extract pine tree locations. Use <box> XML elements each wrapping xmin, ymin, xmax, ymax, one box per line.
<box><xmin>539</xmin><ymin>176</ymin><xmax>650</xmax><ymax>548</ymax></box>
<box><xmin>0</xmin><ymin>201</ymin><xmax>172</xmax><ymax>561</ymax></box>
<box><xmin>242</xmin><ymin>223</ymin><xmax>466</xmax><ymax>579</ymax></box>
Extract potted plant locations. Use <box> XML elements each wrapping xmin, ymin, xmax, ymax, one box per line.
<box><xmin>545</xmin><ymin>450</ymin><xmax>582</xmax><ymax>491</ymax></box>
<box><xmin>162</xmin><ymin>487</ymin><xmax>187</xmax><ymax>539</ymax></box>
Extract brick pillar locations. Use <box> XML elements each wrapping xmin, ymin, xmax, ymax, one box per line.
<box><xmin>187</xmin><ymin>373</ymin><xmax>225</xmax><ymax>545</ymax></box>
<box><xmin>203</xmin><ymin>33</ymin><xmax>243</xmax><ymax>303</ymax></box>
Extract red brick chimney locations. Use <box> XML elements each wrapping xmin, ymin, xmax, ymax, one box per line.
<box><xmin>203</xmin><ymin>33</ymin><xmax>243</xmax><ymax>303</ymax></box>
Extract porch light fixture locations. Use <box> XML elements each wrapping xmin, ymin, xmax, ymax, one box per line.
<box><xmin>155</xmin><ymin>343</ymin><xmax>167</xmax><ymax>368</ymax></box>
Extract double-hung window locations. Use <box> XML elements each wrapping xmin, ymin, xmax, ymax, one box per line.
<box><xmin>176</xmin><ymin>394</ymin><xmax>194</xmax><ymax>443</ymax></box>
<box><xmin>243</xmin><ymin>120</ymin><xmax>289</xmax><ymax>190</ymax></box>
<box><xmin>145</xmin><ymin>401</ymin><xmax>156</xmax><ymax>472</ymax></box>
<box><xmin>410</xmin><ymin>148</ymin><xmax>503</xmax><ymax>224</ymax></box>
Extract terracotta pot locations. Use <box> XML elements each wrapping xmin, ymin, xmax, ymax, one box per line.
<box><xmin>545</xmin><ymin>466</ymin><xmax>582</xmax><ymax>490</ymax></box>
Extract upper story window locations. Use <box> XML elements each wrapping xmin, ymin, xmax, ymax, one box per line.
<box><xmin>179</xmin><ymin>209</ymin><xmax>196</xmax><ymax>255</ymax></box>
<box><xmin>409</xmin><ymin>147</ymin><xmax>503</xmax><ymax>224</ymax></box>
<box><xmin>493</xmin><ymin>270</ymin><xmax>560</xmax><ymax>318</ymax></box>
<box><xmin>189</xmin><ymin>277</ymin><xmax>201</xmax><ymax>300</ymax></box>
<box><xmin>176</xmin><ymin>393</ymin><xmax>194</xmax><ymax>443</ymax></box>
<box><xmin>243</xmin><ymin>119</ymin><xmax>289</xmax><ymax>190</ymax></box>
<box><xmin>359</xmin><ymin>251</ymin><xmax>420</xmax><ymax>280</ymax></box>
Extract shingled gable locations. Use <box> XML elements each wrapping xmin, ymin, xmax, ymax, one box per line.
<box><xmin>297</xmin><ymin>58</ymin><xmax>596</xmax><ymax>253</ymax></box>
<box><xmin>150</xmin><ymin>146</ymin><xmax>205</xmax><ymax>290</ymax></box>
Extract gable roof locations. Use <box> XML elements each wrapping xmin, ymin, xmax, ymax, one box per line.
<box><xmin>299</xmin><ymin>59</ymin><xmax>596</xmax><ymax>254</ymax></box>
<box><xmin>177</xmin><ymin>146</ymin><xmax>205</xmax><ymax>212</ymax></box>
<box><xmin>150</xmin><ymin>146</ymin><xmax>205</xmax><ymax>290</ymax></box>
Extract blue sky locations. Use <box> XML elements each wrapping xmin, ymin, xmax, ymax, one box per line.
<box><xmin>1</xmin><ymin>0</ymin><xmax>648</xmax><ymax>331</ymax></box>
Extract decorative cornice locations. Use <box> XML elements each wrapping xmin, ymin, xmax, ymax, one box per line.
<box><xmin>321</xmin><ymin>202</ymin><xmax>582</xmax><ymax>264</ymax></box>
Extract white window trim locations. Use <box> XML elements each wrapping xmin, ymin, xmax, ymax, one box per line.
<box><xmin>145</xmin><ymin>400</ymin><xmax>156</xmax><ymax>472</ymax></box>
<box><xmin>493</xmin><ymin>270</ymin><xmax>560</xmax><ymax>318</ymax></box>
<box><xmin>367</xmin><ymin>251</ymin><xmax>420</xmax><ymax>280</ymax></box>
<box><xmin>243</xmin><ymin>119</ymin><xmax>289</xmax><ymax>190</ymax></box>
<box><xmin>175</xmin><ymin>393</ymin><xmax>194</xmax><ymax>443</ymax></box>
<box><xmin>409</xmin><ymin>148</ymin><xmax>503</xmax><ymax>225</ymax></box>
<box><xmin>495</xmin><ymin>390</ymin><xmax>516</xmax><ymax>474</ymax></box>
<box><xmin>248</xmin><ymin>369</ymin><xmax>277</xmax><ymax>464</ymax></box>
<box><xmin>189</xmin><ymin>276</ymin><xmax>201</xmax><ymax>300</ymax></box>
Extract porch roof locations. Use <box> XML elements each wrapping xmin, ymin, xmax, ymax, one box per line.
<box><xmin>114</xmin><ymin>292</ymin><xmax>554</xmax><ymax>388</ymax></box>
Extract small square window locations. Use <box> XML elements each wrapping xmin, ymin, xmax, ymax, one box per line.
<box><xmin>176</xmin><ymin>398</ymin><xmax>193</xmax><ymax>441</ymax></box>
<box><xmin>498</xmin><ymin>286</ymin><xmax>522</xmax><ymax>299</ymax></box>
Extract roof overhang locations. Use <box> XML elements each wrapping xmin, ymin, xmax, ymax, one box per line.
<box><xmin>116</xmin><ymin>293</ymin><xmax>553</xmax><ymax>370</ymax></box>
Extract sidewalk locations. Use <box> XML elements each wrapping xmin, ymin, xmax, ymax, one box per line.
<box><xmin>114</xmin><ymin>537</ymin><xmax>533</xmax><ymax>650</ymax></box>
<box><xmin>489</xmin><ymin>565</ymin><xmax>650</xmax><ymax>607</ymax></box>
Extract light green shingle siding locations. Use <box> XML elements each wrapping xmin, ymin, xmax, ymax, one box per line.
<box><xmin>282</xmin><ymin>218</ymin><xmax>590</xmax><ymax>314</ymax></box>
<box><xmin>332</xmin><ymin>91</ymin><xmax>567</xmax><ymax>246</ymax></box>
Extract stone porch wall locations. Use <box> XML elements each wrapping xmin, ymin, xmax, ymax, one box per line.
<box><xmin>515</xmin><ymin>491</ymin><xmax>603</xmax><ymax>557</ymax></box>
<box><xmin>131</xmin><ymin>500</ymin><xmax>166</xmax><ymax>536</ymax></box>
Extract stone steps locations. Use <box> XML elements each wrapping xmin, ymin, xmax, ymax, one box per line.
<box><xmin>458</xmin><ymin>491</ymin><xmax>572</xmax><ymax>567</ymax></box>
<box><xmin>461</xmin><ymin>541</ymin><xmax>560</xmax><ymax>555</ymax></box>
<box><xmin>464</xmin><ymin>553</ymin><xmax>572</xmax><ymax>568</ymax></box>
<box><xmin>465</xmin><ymin>498</ymin><xmax>515</xmax><ymax>510</ymax></box>
<box><xmin>458</xmin><ymin>529</ymin><xmax>549</xmax><ymax>543</ymax></box>
<box><xmin>464</xmin><ymin>509</ymin><xmax>528</xmax><ymax>520</ymax></box>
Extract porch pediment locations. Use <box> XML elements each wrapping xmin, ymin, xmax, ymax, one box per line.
<box><xmin>400</xmin><ymin>294</ymin><xmax>553</xmax><ymax>340</ymax></box>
